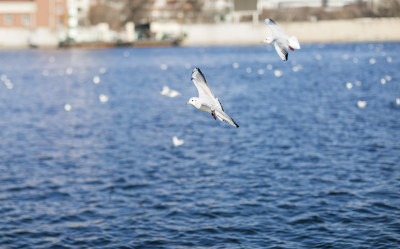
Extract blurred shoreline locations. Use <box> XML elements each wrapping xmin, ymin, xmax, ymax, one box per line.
<box><xmin>153</xmin><ymin>18</ymin><xmax>400</xmax><ymax>46</ymax></box>
<box><xmin>1</xmin><ymin>18</ymin><xmax>399</xmax><ymax>49</ymax></box>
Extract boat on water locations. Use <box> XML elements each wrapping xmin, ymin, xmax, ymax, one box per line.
<box><xmin>60</xmin><ymin>38</ymin><xmax>182</xmax><ymax>49</ymax></box>
<box><xmin>60</xmin><ymin>22</ymin><xmax>184</xmax><ymax>49</ymax></box>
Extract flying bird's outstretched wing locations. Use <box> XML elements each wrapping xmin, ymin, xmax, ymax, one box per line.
<box><xmin>274</xmin><ymin>38</ymin><xmax>289</xmax><ymax>61</ymax></box>
<box><xmin>265</xmin><ymin>18</ymin><xmax>286</xmax><ymax>38</ymax></box>
<box><xmin>191</xmin><ymin>68</ymin><xmax>214</xmax><ymax>99</ymax></box>
<box><xmin>215</xmin><ymin>109</ymin><xmax>239</xmax><ymax>128</ymax></box>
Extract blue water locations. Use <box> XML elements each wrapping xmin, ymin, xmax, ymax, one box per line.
<box><xmin>0</xmin><ymin>43</ymin><xmax>399</xmax><ymax>248</ymax></box>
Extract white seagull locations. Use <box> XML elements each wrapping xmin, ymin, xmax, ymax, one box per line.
<box><xmin>160</xmin><ymin>86</ymin><xmax>180</xmax><ymax>98</ymax></box>
<box><xmin>172</xmin><ymin>136</ymin><xmax>184</xmax><ymax>147</ymax></box>
<box><xmin>357</xmin><ymin>100</ymin><xmax>367</xmax><ymax>109</ymax></box>
<box><xmin>262</xmin><ymin>18</ymin><xmax>301</xmax><ymax>61</ymax></box>
<box><xmin>186</xmin><ymin>68</ymin><xmax>239</xmax><ymax>128</ymax></box>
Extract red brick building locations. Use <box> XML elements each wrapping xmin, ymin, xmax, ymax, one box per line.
<box><xmin>0</xmin><ymin>0</ymin><xmax>68</xmax><ymax>29</ymax></box>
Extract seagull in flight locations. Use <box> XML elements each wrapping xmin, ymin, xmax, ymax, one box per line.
<box><xmin>186</xmin><ymin>68</ymin><xmax>239</xmax><ymax>128</ymax></box>
<box><xmin>160</xmin><ymin>86</ymin><xmax>180</xmax><ymax>98</ymax></box>
<box><xmin>262</xmin><ymin>18</ymin><xmax>301</xmax><ymax>61</ymax></box>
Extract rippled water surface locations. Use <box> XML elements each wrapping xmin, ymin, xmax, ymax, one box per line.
<box><xmin>0</xmin><ymin>43</ymin><xmax>399</xmax><ymax>248</ymax></box>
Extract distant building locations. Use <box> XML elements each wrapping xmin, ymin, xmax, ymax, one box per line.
<box><xmin>0</xmin><ymin>0</ymin><xmax>68</xmax><ymax>47</ymax></box>
<box><xmin>150</xmin><ymin>0</ymin><xmax>204</xmax><ymax>23</ymax></box>
<box><xmin>68</xmin><ymin>0</ymin><xmax>91</xmax><ymax>26</ymax></box>
<box><xmin>204</xmin><ymin>0</ymin><xmax>233</xmax><ymax>11</ymax></box>
<box><xmin>257</xmin><ymin>0</ymin><xmax>369</xmax><ymax>9</ymax></box>
<box><xmin>67</xmin><ymin>0</ymin><xmax>91</xmax><ymax>40</ymax></box>
<box><xmin>0</xmin><ymin>0</ymin><xmax>35</xmax><ymax>28</ymax></box>
<box><xmin>0</xmin><ymin>0</ymin><xmax>68</xmax><ymax>29</ymax></box>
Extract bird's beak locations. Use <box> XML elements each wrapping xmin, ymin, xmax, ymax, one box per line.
<box><xmin>186</xmin><ymin>101</ymin><xmax>189</xmax><ymax>105</ymax></box>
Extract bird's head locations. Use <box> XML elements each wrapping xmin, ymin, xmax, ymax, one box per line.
<box><xmin>262</xmin><ymin>37</ymin><xmax>274</xmax><ymax>44</ymax></box>
<box><xmin>160</xmin><ymin>86</ymin><xmax>169</xmax><ymax>95</ymax></box>
<box><xmin>186</xmin><ymin>97</ymin><xmax>200</xmax><ymax>108</ymax></box>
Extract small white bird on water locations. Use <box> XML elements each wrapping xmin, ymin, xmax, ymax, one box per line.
<box><xmin>357</xmin><ymin>100</ymin><xmax>367</xmax><ymax>109</ymax></box>
<box><xmin>99</xmin><ymin>94</ymin><xmax>109</xmax><ymax>103</ymax></box>
<box><xmin>186</xmin><ymin>68</ymin><xmax>239</xmax><ymax>128</ymax></box>
<box><xmin>172</xmin><ymin>136</ymin><xmax>184</xmax><ymax>147</ymax></box>
<box><xmin>160</xmin><ymin>86</ymin><xmax>180</xmax><ymax>98</ymax></box>
<box><xmin>262</xmin><ymin>19</ymin><xmax>300</xmax><ymax>61</ymax></box>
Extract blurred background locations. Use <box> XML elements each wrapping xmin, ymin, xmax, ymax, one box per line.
<box><xmin>0</xmin><ymin>0</ymin><xmax>400</xmax><ymax>48</ymax></box>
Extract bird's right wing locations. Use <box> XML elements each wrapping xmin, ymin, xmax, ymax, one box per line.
<box><xmin>191</xmin><ymin>68</ymin><xmax>214</xmax><ymax>99</ymax></box>
<box><xmin>274</xmin><ymin>38</ymin><xmax>289</xmax><ymax>61</ymax></box>
<box><xmin>265</xmin><ymin>18</ymin><xmax>285</xmax><ymax>38</ymax></box>
<box><xmin>215</xmin><ymin>109</ymin><xmax>239</xmax><ymax>128</ymax></box>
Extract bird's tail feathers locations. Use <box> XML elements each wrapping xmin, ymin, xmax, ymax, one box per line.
<box><xmin>288</xmin><ymin>36</ymin><xmax>301</xmax><ymax>50</ymax></box>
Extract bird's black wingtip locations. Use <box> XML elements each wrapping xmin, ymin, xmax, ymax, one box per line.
<box><xmin>191</xmin><ymin>67</ymin><xmax>199</xmax><ymax>80</ymax></box>
<box><xmin>192</xmin><ymin>67</ymin><xmax>206</xmax><ymax>81</ymax></box>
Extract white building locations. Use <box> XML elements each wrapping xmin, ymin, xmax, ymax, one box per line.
<box><xmin>0</xmin><ymin>0</ymin><xmax>68</xmax><ymax>48</ymax></box>
<box><xmin>68</xmin><ymin>0</ymin><xmax>91</xmax><ymax>25</ymax></box>
<box><xmin>258</xmin><ymin>0</ymin><xmax>364</xmax><ymax>9</ymax></box>
<box><xmin>67</xmin><ymin>0</ymin><xmax>91</xmax><ymax>40</ymax></box>
<box><xmin>204</xmin><ymin>0</ymin><xmax>233</xmax><ymax>11</ymax></box>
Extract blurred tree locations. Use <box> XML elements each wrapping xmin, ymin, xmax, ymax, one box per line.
<box><xmin>89</xmin><ymin>0</ymin><xmax>124</xmax><ymax>29</ymax></box>
<box><xmin>377</xmin><ymin>0</ymin><xmax>400</xmax><ymax>17</ymax></box>
<box><xmin>89</xmin><ymin>6</ymin><xmax>119</xmax><ymax>29</ymax></box>
<box><xmin>260</xmin><ymin>0</ymin><xmax>400</xmax><ymax>22</ymax></box>
<box><xmin>89</xmin><ymin>0</ymin><xmax>149</xmax><ymax>28</ymax></box>
<box><xmin>89</xmin><ymin>1</ymin><xmax>205</xmax><ymax>26</ymax></box>
<box><xmin>121</xmin><ymin>0</ymin><xmax>150</xmax><ymax>24</ymax></box>
<box><xmin>89</xmin><ymin>0</ymin><xmax>400</xmax><ymax>28</ymax></box>
<box><xmin>182</xmin><ymin>0</ymin><xmax>204</xmax><ymax>23</ymax></box>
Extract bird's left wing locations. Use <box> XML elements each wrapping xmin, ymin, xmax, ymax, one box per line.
<box><xmin>274</xmin><ymin>38</ymin><xmax>289</xmax><ymax>61</ymax></box>
<box><xmin>191</xmin><ymin>68</ymin><xmax>214</xmax><ymax>99</ymax></box>
<box><xmin>215</xmin><ymin>109</ymin><xmax>239</xmax><ymax>128</ymax></box>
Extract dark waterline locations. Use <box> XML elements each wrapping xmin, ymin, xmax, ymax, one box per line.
<box><xmin>0</xmin><ymin>43</ymin><xmax>399</xmax><ymax>248</ymax></box>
